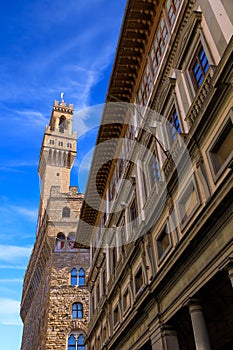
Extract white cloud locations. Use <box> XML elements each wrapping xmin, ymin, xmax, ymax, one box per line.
<box><xmin>10</xmin><ymin>206</ymin><xmax>38</xmax><ymax>221</ymax></box>
<box><xmin>0</xmin><ymin>298</ymin><xmax>22</xmax><ymax>326</ymax></box>
<box><xmin>0</xmin><ymin>245</ymin><xmax>32</xmax><ymax>264</ymax></box>
<box><xmin>14</xmin><ymin>110</ymin><xmax>49</xmax><ymax>127</ymax></box>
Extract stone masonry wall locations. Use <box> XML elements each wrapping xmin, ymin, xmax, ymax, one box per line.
<box><xmin>45</xmin><ymin>250</ymin><xmax>90</xmax><ymax>350</ymax></box>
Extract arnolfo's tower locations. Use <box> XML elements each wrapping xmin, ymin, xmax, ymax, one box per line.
<box><xmin>20</xmin><ymin>96</ymin><xmax>89</xmax><ymax>350</ymax></box>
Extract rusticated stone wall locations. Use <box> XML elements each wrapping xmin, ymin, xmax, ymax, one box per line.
<box><xmin>20</xmin><ymin>249</ymin><xmax>90</xmax><ymax>350</ymax></box>
<box><xmin>20</xmin><ymin>258</ymin><xmax>51</xmax><ymax>350</ymax></box>
<box><xmin>45</xmin><ymin>250</ymin><xmax>89</xmax><ymax>350</ymax></box>
<box><xmin>21</xmin><ymin>189</ymin><xmax>90</xmax><ymax>350</ymax></box>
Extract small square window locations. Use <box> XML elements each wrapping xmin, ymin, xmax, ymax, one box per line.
<box><xmin>49</xmin><ymin>139</ymin><xmax>55</xmax><ymax>145</ymax></box>
<box><xmin>58</xmin><ymin>141</ymin><xmax>63</xmax><ymax>146</ymax></box>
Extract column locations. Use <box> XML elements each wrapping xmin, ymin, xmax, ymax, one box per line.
<box><xmin>189</xmin><ymin>300</ymin><xmax>211</xmax><ymax>350</ymax></box>
<box><xmin>226</xmin><ymin>266</ymin><xmax>233</xmax><ymax>288</ymax></box>
<box><xmin>151</xmin><ymin>325</ymin><xmax>180</xmax><ymax>350</ymax></box>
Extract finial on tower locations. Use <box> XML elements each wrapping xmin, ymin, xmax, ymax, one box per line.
<box><xmin>61</xmin><ymin>92</ymin><xmax>65</xmax><ymax>102</ymax></box>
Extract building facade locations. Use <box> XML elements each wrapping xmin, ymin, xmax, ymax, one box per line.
<box><xmin>20</xmin><ymin>98</ymin><xmax>89</xmax><ymax>350</ymax></box>
<box><xmin>77</xmin><ymin>1</ymin><xmax>233</xmax><ymax>349</ymax></box>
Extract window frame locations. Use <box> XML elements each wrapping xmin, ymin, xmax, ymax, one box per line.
<box><xmin>72</xmin><ymin>302</ymin><xmax>83</xmax><ymax>319</ymax></box>
<box><xmin>62</xmin><ymin>207</ymin><xmax>70</xmax><ymax>218</ymax></box>
<box><xmin>134</xmin><ymin>265</ymin><xmax>144</xmax><ymax>296</ymax></box>
<box><xmin>67</xmin><ymin>333</ymin><xmax>85</xmax><ymax>350</ymax></box>
<box><xmin>207</xmin><ymin>109</ymin><xmax>233</xmax><ymax>182</ymax></box>
<box><xmin>113</xmin><ymin>303</ymin><xmax>120</xmax><ymax>327</ymax></box>
<box><xmin>55</xmin><ymin>232</ymin><xmax>66</xmax><ymax>251</ymax></box>
<box><xmin>71</xmin><ymin>268</ymin><xmax>77</xmax><ymax>286</ymax></box>
<box><xmin>167</xmin><ymin>106</ymin><xmax>182</xmax><ymax>144</ymax></box>
<box><xmin>122</xmin><ymin>286</ymin><xmax>131</xmax><ymax>315</ymax></box>
<box><xmin>155</xmin><ymin>222</ymin><xmax>172</xmax><ymax>262</ymax></box>
<box><xmin>177</xmin><ymin>176</ymin><xmax>201</xmax><ymax>230</ymax></box>
<box><xmin>78</xmin><ymin>268</ymin><xmax>85</xmax><ymax>286</ymax></box>
<box><xmin>190</xmin><ymin>44</ymin><xmax>210</xmax><ymax>91</ymax></box>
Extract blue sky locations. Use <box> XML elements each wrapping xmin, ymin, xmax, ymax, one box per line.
<box><xmin>0</xmin><ymin>0</ymin><xmax>126</xmax><ymax>348</ymax></box>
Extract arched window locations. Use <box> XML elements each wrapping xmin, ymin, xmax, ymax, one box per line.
<box><xmin>62</xmin><ymin>207</ymin><xmax>70</xmax><ymax>218</ymax></box>
<box><xmin>68</xmin><ymin>333</ymin><xmax>85</xmax><ymax>350</ymax></box>
<box><xmin>77</xmin><ymin>334</ymin><xmax>85</xmax><ymax>350</ymax></box>
<box><xmin>78</xmin><ymin>268</ymin><xmax>85</xmax><ymax>286</ymax></box>
<box><xmin>72</xmin><ymin>302</ymin><xmax>83</xmax><ymax>318</ymax></box>
<box><xmin>71</xmin><ymin>268</ymin><xmax>77</xmax><ymax>286</ymax></box>
<box><xmin>67</xmin><ymin>233</ymin><xmax>76</xmax><ymax>251</ymax></box>
<box><xmin>59</xmin><ymin>116</ymin><xmax>66</xmax><ymax>133</ymax></box>
<box><xmin>55</xmin><ymin>233</ymin><xmax>65</xmax><ymax>251</ymax></box>
<box><xmin>68</xmin><ymin>334</ymin><xmax>76</xmax><ymax>350</ymax></box>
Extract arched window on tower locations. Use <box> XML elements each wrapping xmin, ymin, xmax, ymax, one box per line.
<box><xmin>55</xmin><ymin>233</ymin><xmax>65</xmax><ymax>251</ymax></box>
<box><xmin>72</xmin><ymin>302</ymin><xmax>83</xmax><ymax>318</ymax></box>
<box><xmin>78</xmin><ymin>268</ymin><xmax>85</xmax><ymax>286</ymax></box>
<box><xmin>67</xmin><ymin>232</ymin><xmax>76</xmax><ymax>251</ymax></box>
<box><xmin>71</xmin><ymin>268</ymin><xmax>77</xmax><ymax>286</ymax></box>
<box><xmin>68</xmin><ymin>334</ymin><xmax>76</xmax><ymax>350</ymax></box>
<box><xmin>62</xmin><ymin>207</ymin><xmax>70</xmax><ymax>218</ymax></box>
<box><xmin>59</xmin><ymin>116</ymin><xmax>66</xmax><ymax>133</ymax></box>
<box><xmin>67</xmin><ymin>333</ymin><xmax>85</xmax><ymax>350</ymax></box>
<box><xmin>77</xmin><ymin>334</ymin><xmax>85</xmax><ymax>350</ymax></box>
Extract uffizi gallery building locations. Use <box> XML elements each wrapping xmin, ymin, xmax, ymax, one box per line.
<box><xmin>20</xmin><ymin>1</ymin><xmax>233</xmax><ymax>350</ymax></box>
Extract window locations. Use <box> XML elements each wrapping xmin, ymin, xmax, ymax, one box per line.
<box><xmin>113</xmin><ymin>305</ymin><xmax>120</xmax><ymax>326</ymax></box>
<box><xmin>123</xmin><ymin>288</ymin><xmax>131</xmax><ymax>311</ymax></box>
<box><xmin>156</xmin><ymin>225</ymin><xmax>171</xmax><ymax>260</ymax></box>
<box><xmin>102</xmin><ymin>267</ymin><xmax>107</xmax><ymax>296</ymax></box>
<box><xmin>168</xmin><ymin>108</ymin><xmax>181</xmax><ymax>142</ymax></box>
<box><xmin>68</xmin><ymin>334</ymin><xmax>85</xmax><ymax>350</ymax></box>
<box><xmin>208</xmin><ymin>116</ymin><xmax>233</xmax><ymax>178</ymax></box>
<box><xmin>78</xmin><ymin>268</ymin><xmax>85</xmax><ymax>286</ymax></box>
<box><xmin>96</xmin><ymin>283</ymin><xmax>100</xmax><ymax>305</ymax></box>
<box><xmin>130</xmin><ymin>196</ymin><xmax>138</xmax><ymax>230</ymax></box>
<box><xmin>67</xmin><ymin>233</ymin><xmax>76</xmax><ymax>251</ymax></box>
<box><xmin>135</xmin><ymin>267</ymin><xmax>143</xmax><ymax>294</ymax></box>
<box><xmin>68</xmin><ymin>334</ymin><xmax>76</xmax><ymax>350</ymax></box>
<box><xmin>62</xmin><ymin>207</ymin><xmax>70</xmax><ymax>218</ymax></box>
<box><xmin>148</xmin><ymin>153</ymin><xmax>161</xmax><ymax>188</ymax></box>
<box><xmin>67</xmin><ymin>142</ymin><xmax>72</xmax><ymax>148</ymax></box>
<box><xmin>178</xmin><ymin>179</ymin><xmax>200</xmax><ymax>226</ymax></box>
<box><xmin>59</xmin><ymin>116</ymin><xmax>66</xmax><ymax>133</ymax></box>
<box><xmin>72</xmin><ymin>302</ymin><xmax>83</xmax><ymax>319</ymax></box>
<box><xmin>190</xmin><ymin>45</ymin><xmax>210</xmax><ymax>90</ymax></box>
<box><xmin>49</xmin><ymin>139</ymin><xmax>55</xmax><ymax>145</ymax></box>
<box><xmin>110</xmin><ymin>246</ymin><xmax>117</xmax><ymax>275</ymax></box>
<box><xmin>55</xmin><ymin>233</ymin><xmax>65</xmax><ymax>251</ymax></box>
<box><xmin>165</xmin><ymin>0</ymin><xmax>180</xmax><ymax>25</ymax></box>
<box><xmin>58</xmin><ymin>141</ymin><xmax>63</xmax><ymax>146</ymax></box>
<box><xmin>71</xmin><ymin>268</ymin><xmax>77</xmax><ymax>286</ymax></box>
<box><xmin>77</xmin><ymin>334</ymin><xmax>85</xmax><ymax>350</ymax></box>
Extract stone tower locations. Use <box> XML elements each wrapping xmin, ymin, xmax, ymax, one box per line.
<box><xmin>20</xmin><ymin>97</ymin><xmax>90</xmax><ymax>350</ymax></box>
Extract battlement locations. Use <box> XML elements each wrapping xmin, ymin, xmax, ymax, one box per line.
<box><xmin>53</xmin><ymin>100</ymin><xmax>73</xmax><ymax>113</ymax></box>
